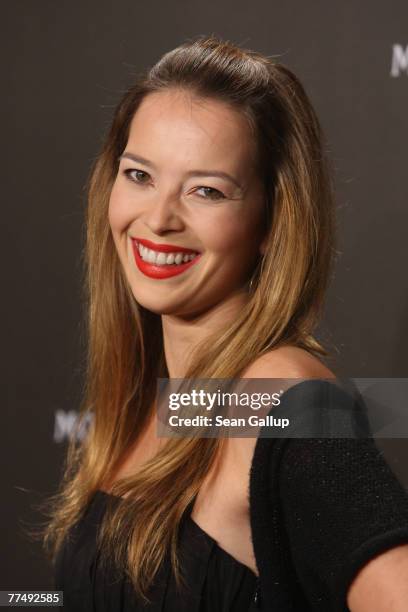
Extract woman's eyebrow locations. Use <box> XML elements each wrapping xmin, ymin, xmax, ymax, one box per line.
<box><xmin>119</xmin><ymin>151</ymin><xmax>243</xmax><ymax>190</ymax></box>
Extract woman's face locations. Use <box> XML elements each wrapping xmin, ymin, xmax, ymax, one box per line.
<box><xmin>109</xmin><ymin>88</ymin><xmax>267</xmax><ymax>317</ymax></box>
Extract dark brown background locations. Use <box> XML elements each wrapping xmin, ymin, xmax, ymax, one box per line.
<box><xmin>2</xmin><ymin>0</ymin><xmax>407</xmax><ymax>590</ymax></box>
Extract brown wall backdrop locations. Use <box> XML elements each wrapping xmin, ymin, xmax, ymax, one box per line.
<box><xmin>2</xmin><ymin>0</ymin><xmax>407</xmax><ymax>591</ymax></box>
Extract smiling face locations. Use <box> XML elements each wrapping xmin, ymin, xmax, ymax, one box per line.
<box><xmin>108</xmin><ymin>88</ymin><xmax>267</xmax><ymax>317</ymax></box>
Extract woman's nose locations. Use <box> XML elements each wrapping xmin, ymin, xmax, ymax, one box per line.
<box><xmin>142</xmin><ymin>189</ymin><xmax>185</xmax><ymax>235</ymax></box>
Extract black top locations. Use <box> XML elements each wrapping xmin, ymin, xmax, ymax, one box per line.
<box><xmin>54</xmin><ymin>490</ymin><xmax>259</xmax><ymax>611</ymax></box>
<box><xmin>249</xmin><ymin>379</ymin><xmax>408</xmax><ymax>611</ymax></box>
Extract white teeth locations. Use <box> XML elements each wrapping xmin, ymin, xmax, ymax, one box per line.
<box><xmin>156</xmin><ymin>252</ymin><xmax>167</xmax><ymax>265</ymax></box>
<box><xmin>137</xmin><ymin>243</ymin><xmax>198</xmax><ymax>266</ymax></box>
<box><xmin>147</xmin><ymin>250</ymin><xmax>156</xmax><ymax>264</ymax></box>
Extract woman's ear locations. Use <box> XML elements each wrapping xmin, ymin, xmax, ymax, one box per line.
<box><xmin>259</xmin><ymin>235</ymin><xmax>267</xmax><ymax>256</ymax></box>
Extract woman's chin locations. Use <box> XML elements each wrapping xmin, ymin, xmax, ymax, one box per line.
<box><xmin>132</xmin><ymin>294</ymin><xmax>193</xmax><ymax>317</ymax></box>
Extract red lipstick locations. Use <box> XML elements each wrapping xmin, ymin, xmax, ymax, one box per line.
<box><xmin>131</xmin><ymin>238</ymin><xmax>202</xmax><ymax>279</ymax></box>
<box><xmin>135</xmin><ymin>237</ymin><xmax>199</xmax><ymax>254</ymax></box>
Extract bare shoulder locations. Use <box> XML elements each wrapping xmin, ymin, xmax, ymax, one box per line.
<box><xmin>241</xmin><ymin>345</ymin><xmax>336</xmax><ymax>379</ymax></box>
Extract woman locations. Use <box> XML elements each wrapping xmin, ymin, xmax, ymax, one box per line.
<box><xmin>42</xmin><ymin>35</ymin><xmax>408</xmax><ymax>610</ymax></box>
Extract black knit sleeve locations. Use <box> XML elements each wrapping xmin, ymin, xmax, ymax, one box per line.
<box><xmin>277</xmin><ymin>382</ymin><xmax>408</xmax><ymax>611</ymax></box>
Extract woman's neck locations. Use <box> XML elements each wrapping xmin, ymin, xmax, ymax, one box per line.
<box><xmin>161</xmin><ymin>290</ymin><xmax>250</xmax><ymax>378</ymax></box>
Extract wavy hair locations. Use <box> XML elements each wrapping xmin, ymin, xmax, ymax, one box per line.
<box><xmin>38</xmin><ymin>34</ymin><xmax>336</xmax><ymax>602</ymax></box>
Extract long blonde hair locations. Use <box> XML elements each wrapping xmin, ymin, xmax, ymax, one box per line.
<box><xmin>39</xmin><ymin>34</ymin><xmax>336</xmax><ymax>601</ymax></box>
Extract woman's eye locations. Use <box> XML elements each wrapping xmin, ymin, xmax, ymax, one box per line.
<box><xmin>121</xmin><ymin>171</ymin><xmax>225</xmax><ymax>200</ymax></box>
<box><xmin>195</xmin><ymin>186</ymin><xmax>226</xmax><ymax>201</ymax></box>
<box><xmin>123</xmin><ymin>168</ymin><xmax>151</xmax><ymax>184</ymax></box>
